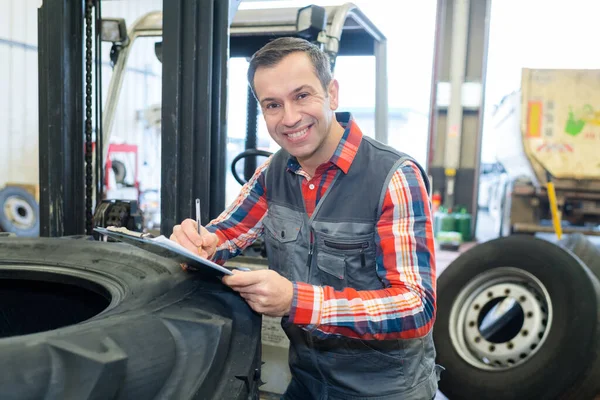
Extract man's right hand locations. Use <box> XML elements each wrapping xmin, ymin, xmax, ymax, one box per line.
<box><xmin>170</xmin><ymin>218</ymin><xmax>219</xmax><ymax>259</ymax></box>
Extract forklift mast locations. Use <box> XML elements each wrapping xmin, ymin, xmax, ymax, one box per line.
<box><xmin>37</xmin><ymin>0</ymin><xmax>387</xmax><ymax>238</ymax></box>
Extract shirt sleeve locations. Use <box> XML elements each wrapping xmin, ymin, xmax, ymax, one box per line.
<box><xmin>204</xmin><ymin>157</ymin><xmax>271</xmax><ymax>264</ymax></box>
<box><xmin>288</xmin><ymin>160</ymin><xmax>437</xmax><ymax>340</ymax></box>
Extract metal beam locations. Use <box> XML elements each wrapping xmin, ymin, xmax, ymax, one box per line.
<box><xmin>38</xmin><ymin>0</ymin><xmax>85</xmax><ymax>237</ymax></box>
<box><xmin>161</xmin><ymin>0</ymin><xmax>215</xmax><ymax>236</ymax></box>
<box><xmin>209</xmin><ymin>0</ymin><xmax>230</xmax><ymax>219</ymax></box>
<box><xmin>427</xmin><ymin>0</ymin><xmax>491</xmax><ymax>221</ymax></box>
<box><xmin>374</xmin><ymin>40</ymin><xmax>388</xmax><ymax>144</ymax></box>
<box><xmin>442</xmin><ymin>0</ymin><xmax>470</xmax><ymax>208</ymax></box>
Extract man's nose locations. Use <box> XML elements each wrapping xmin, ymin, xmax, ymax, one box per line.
<box><xmin>281</xmin><ymin>103</ymin><xmax>302</xmax><ymax>127</ymax></box>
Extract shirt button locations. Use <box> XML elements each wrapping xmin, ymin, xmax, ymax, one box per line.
<box><xmin>309</xmin><ymin>184</ymin><xmax>315</xmax><ymax>190</ymax></box>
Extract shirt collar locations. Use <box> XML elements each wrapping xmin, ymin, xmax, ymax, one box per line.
<box><xmin>286</xmin><ymin>112</ymin><xmax>363</xmax><ymax>174</ymax></box>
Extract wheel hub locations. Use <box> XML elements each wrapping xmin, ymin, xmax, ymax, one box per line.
<box><xmin>4</xmin><ymin>196</ymin><xmax>35</xmax><ymax>229</ymax></box>
<box><xmin>449</xmin><ymin>267</ymin><xmax>553</xmax><ymax>370</ymax></box>
<box><xmin>463</xmin><ymin>282</ymin><xmax>548</xmax><ymax>367</ymax></box>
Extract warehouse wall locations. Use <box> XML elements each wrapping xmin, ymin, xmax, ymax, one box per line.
<box><xmin>0</xmin><ymin>0</ymin><xmax>39</xmax><ymax>189</ymax></box>
<box><xmin>0</xmin><ymin>0</ymin><xmax>163</xmax><ymax>190</ymax></box>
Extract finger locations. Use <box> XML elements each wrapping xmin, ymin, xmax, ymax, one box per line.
<box><xmin>222</xmin><ymin>274</ymin><xmax>247</xmax><ymax>288</ymax></box>
<box><xmin>201</xmin><ymin>232</ymin><xmax>218</xmax><ymax>249</ymax></box>
<box><xmin>173</xmin><ymin>228</ymin><xmax>199</xmax><ymax>254</ymax></box>
<box><xmin>223</xmin><ymin>280</ymin><xmax>260</xmax><ymax>293</ymax></box>
<box><xmin>171</xmin><ymin>225</ymin><xmax>181</xmax><ymax>237</ymax></box>
<box><xmin>171</xmin><ymin>229</ymin><xmax>191</xmax><ymax>250</ymax></box>
<box><xmin>197</xmin><ymin>248</ymin><xmax>209</xmax><ymax>259</ymax></box>
<box><xmin>245</xmin><ymin>298</ymin><xmax>263</xmax><ymax>314</ymax></box>
<box><xmin>200</xmin><ymin>224</ymin><xmax>211</xmax><ymax>237</ymax></box>
<box><xmin>239</xmin><ymin>292</ymin><xmax>252</xmax><ymax>300</ymax></box>
<box><xmin>222</xmin><ymin>271</ymin><xmax>261</xmax><ymax>288</ymax></box>
<box><xmin>181</xmin><ymin>218</ymin><xmax>203</xmax><ymax>247</ymax></box>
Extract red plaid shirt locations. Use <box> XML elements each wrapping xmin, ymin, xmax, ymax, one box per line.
<box><xmin>207</xmin><ymin>113</ymin><xmax>436</xmax><ymax>340</ymax></box>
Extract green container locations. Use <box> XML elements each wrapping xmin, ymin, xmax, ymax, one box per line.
<box><xmin>439</xmin><ymin>211</ymin><xmax>457</xmax><ymax>233</ymax></box>
<box><xmin>433</xmin><ymin>207</ymin><xmax>446</xmax><ymax>237</ymax></box>
<box><xmin>455</xmin><ymin>208</ymin><xmax>472</xmax><ymax>242</ymax></box>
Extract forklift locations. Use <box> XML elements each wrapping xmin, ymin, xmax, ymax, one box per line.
<box><xmin>38</xmin><ymin>0</ymin><xmax>389</xmax><ymax>240</ymax></box>
<box><xmin>10</xmin><ymin>1</ymin><xmax>389</xmax><ymax>398</ymax></box>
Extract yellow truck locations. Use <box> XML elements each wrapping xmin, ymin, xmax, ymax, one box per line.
<box><xmin>491</xmin><ymin>68</ymin><xmax>600</xmax><ymax>236</ymax></box>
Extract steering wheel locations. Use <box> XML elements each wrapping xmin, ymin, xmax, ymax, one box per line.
<box><xmin>231</xmin><ymin>149</ymin><xmax>273</xmax><ymax>185</ymax></box>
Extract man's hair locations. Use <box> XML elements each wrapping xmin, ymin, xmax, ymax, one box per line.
<box><xmin>247</xmin><ymin>37</ymin><xmax>332</xmax><ymax>97</ymax></box>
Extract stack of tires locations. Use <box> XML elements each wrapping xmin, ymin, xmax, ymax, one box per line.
<box><xmin>434</xmin><ymin>233</ymin><xmax>600</xmax><ymax>400</ymax></box>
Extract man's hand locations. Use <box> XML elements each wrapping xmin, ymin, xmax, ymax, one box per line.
<box><xmin>222</xmin><ymin>270</ymin><xmax>294</xmax><ymax>317</ymax></box>
<box><xmin>170</xmin><ymin>218</ymin><xmax>218</xmax><ymax>259</ymax></box>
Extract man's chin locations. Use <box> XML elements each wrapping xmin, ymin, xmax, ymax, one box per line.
<box><xmin>287</xmin><ymin>147</ymin><xmax>314</xmax><ymax>161</ymax></box>
<box><xmin>283</xmin><ymin>144</ymin><xmax>311</xmax><ymax>159</ymax></box>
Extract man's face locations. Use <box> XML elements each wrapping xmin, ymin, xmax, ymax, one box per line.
<box><xmin>253</xmin><ymin>52</ymin><xmax>339</xmax><ymax>163</ymax></box>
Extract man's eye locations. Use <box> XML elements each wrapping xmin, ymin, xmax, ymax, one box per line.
<box><xmin>266</xmin><ymin>103</ymin><xmax>279</xmax><ymax>109</ymax></box>
<box><xmin>297</xmin><ymin>93</ymin><xmax>309</xmax><ymax>100</ymax></box>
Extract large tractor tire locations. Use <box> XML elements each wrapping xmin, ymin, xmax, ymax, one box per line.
<box><xmin>0</xmin><ymin>237</ymin><xmax>262</xmax><ymax>400</ymax></box>
<box><xmin>434</xmin><ymin>235</ymin><xmax>600</xmax><ymax>400</ymax></box>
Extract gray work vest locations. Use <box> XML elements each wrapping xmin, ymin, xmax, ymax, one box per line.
<box><xmin>263</xmin><ymin>136</ymin><xmax>441</xmax><ymax>399</ymax></box>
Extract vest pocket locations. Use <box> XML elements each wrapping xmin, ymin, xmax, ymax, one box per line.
<box><xmin>323</xmin><ymin>239</ymin><xmax>368</xmax><ymax>267</ymax></box>
<box><xmin>318</xmin><ymin>234</ymin><xmax>378</xmax><ymax>290</ymax></box>
<box><xmin>262</xmin><ymin>214</ymin><xmax>302</xmax><ymax>280</ymax></box>
<box><xmin>315</xmin><ymin>338</ymin><xmax>410</xmax><ymax>394</ymax></box>
<box><xmin>316</xmin><ymin>251</ymin><xmax>346</xmax><ymax>290</ymax></box>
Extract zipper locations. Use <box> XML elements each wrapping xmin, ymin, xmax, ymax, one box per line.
<box><xmin>306</xmin><ymin>230</ymin><xmax>314</xmax><ymax>267</ymax></box>
<box><xmin>323</xmin><ymin>240</ymin><xmax>368</xmax><ymax>267</ymax></box>
<box><xmin>323</xmin><ymin>240</ymin><xmax>369</xmax><ymax>251</ymax></box>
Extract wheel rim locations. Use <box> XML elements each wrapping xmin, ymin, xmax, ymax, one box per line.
<box><xmin>449</xmin><ymin>267</ymin><xmax>553</xmax><ymax>370</ymax></box>
<box><xmin>3</xmin><ymin>196</ymin><xmax>36</xmax><ymax>230</ymax></box>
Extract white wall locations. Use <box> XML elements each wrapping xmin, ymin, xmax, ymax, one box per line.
<box><xmin>0</xmin><ymin>0</ymin><xmax>163</xmax><ymax>190</ymax></box>
<box><xmin>0</xmin><ymin>0</ymin><xmax>40</xmax><ymax>189</ymax></box>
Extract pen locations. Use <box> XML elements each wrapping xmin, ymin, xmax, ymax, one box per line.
<box><xmin>195</xmin><ymin>198</ymin><xmax>202</xmax><ymax>236</ymax></box>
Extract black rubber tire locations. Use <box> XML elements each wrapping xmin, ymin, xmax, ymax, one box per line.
<box><xmin>559</xmin><ymin>233</ymin><xmax>600</xmax><ymax>280</ymax></box>
<box><xmin>0</xmin><ymin>237</ymin><xmax>262</xmax><ymax>400</ymax></box>
<box><xmin>0</xmin><ymin>186</ymin><xmax>40</xmax><ymax>237</ymax></box>
<box><xmin>434</xmin><ymin>235</ymin><xmax>600</xmax><ymax>400</ymax></box>
<box><xmin>59</xmin><ymin>235</ymin><xmax>95</xmax><ymax>240</ymax></box>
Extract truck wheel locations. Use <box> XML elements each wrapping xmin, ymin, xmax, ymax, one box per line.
<box><xmin>0</xmin><ymin>186</ymin><xmax>39</xmax><ymax>237</ymax></box>
<box><xmin>0</xmin><ymin>237</ymin><xmax>262</xmax><ymax>400</ymax></box>
<box><xmin>434</xmin><ymin>235</ymin><xmax>600</xmax><ymax>400</ymax></box>
<box><xmin>559</xmin><ymin>233</ymin><xmax>600</xmax><ymax>280</ymax></box>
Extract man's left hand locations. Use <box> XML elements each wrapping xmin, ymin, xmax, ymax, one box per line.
<box><xmin>222</xmin><ymin>270</ymin><xmax>293</xmax><ymax>317</ymax></box>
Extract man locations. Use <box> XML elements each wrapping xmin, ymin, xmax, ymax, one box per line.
<box><xmin>171</xmin><ymin>37</ymin><xmax>441</xmax><ymax>399</ymax></box>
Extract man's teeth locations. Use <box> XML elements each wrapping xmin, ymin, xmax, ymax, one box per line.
<box><xmin>288</xmin><ymin>127</ymin><xmax>309</xmax><ymax>139</ymax></box>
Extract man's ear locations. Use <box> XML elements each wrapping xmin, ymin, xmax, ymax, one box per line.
<box><xmin>328</xmin><ymin>79</ymin><xmax>340</xmax><ymax>110</ymax></box>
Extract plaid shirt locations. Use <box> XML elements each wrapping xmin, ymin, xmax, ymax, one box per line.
<box><xmin>206</xmin><ymin>113</ymin><xmax>436</xmax><ymax>340</ymax></box>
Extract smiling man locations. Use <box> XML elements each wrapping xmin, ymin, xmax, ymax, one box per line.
<box><xmin>170</xmin><ymin>37</ymin><xmax>441</xmax><ymax>399</ymax></box>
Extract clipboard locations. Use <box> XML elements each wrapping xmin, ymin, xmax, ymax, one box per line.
<box><xmin>94</xmin><ymin>227</ymin><xmax>234</xmax><ymax>276</ymax></box>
